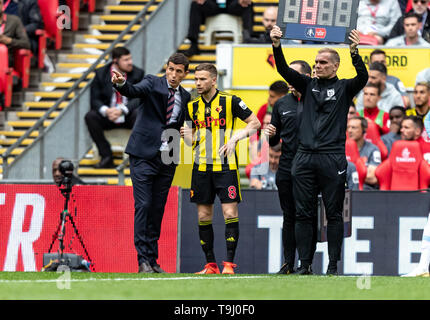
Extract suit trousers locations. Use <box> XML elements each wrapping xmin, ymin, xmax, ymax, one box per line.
<box><xmin>129</xmin><ymin>153</ymin><xmax>176</xmax><ymax>266</ymax></box>
<box><xmin>85</xmin><ymin>109</ymin><xmax>137</xmax><ymax>158</ymax></box>
<box><xmin>291</xmin><ymin>152</ymin><xmax>347</xmax><ymax>265</ymax></box>
<box><xmin>276</xmin><ymin>169</ymin><xmax>318</xmax><ymax>267</ymax></box>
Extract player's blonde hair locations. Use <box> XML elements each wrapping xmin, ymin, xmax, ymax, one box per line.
<box><xmin>318</xmin><ymin>48</ymin><xmax>340</xmax><ymax>64</ymax></box>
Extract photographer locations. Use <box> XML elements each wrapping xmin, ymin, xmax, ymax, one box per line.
<box><xmin>52</xmin><ymin>157</ymin><xmax>85</xmax><ymax>187</ymax></box>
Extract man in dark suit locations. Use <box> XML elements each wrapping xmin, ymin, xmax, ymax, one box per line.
<box><xmin>85</xmin><ymin>47</ymin><xmax>144</xmax><ymax>168</ymax></box>
<box><xmin>112</xmin><ymin>53</ymin><xmax>191</xmax><ymax>273</ymax></box>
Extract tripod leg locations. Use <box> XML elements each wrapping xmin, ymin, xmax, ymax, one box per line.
<box><xmin>68</xmin><ymin>214</ymin><xmax>93</xmax><ymax>266</ymax></box>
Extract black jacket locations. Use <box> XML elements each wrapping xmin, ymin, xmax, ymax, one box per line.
<box><xmin>91</xmin><ymin>62</ymin><xmax>144</xmax><ymax>114</ymax></box>
<box><xmin>273</xmin><ymin>44</ymin><xmax>368</xmax><ymax>154</ymax></box>
<box><xmin>269</xmin><ymin>93</ymin><xmax>301</xmax><ymax>172</ymax></box>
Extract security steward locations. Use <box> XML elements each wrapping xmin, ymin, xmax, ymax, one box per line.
<box><xmin>270</xmin><ymin>26</ymin><xmax>368</xmax><ymax>275</ymax></box>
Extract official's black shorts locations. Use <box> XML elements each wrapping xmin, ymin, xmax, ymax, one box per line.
<box><xmin>190</xmin><ymin>169</ymin><xmax>241</xmax><ymax>204</ymax></box>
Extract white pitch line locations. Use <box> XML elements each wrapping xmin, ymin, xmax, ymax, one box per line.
<box><xmin>0</xmin><ymin>275</ymin><xmax>274</xmax><ymax>284</ymax></box>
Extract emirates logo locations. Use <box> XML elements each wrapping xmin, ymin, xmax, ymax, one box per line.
<box><xmin>396</xmin><ymin>148</ymin><xmax>416</xmax><ymax>163</ymax></box>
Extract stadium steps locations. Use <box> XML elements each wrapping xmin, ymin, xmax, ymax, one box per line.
<box><xmin>0</xmin><ymin>0</ymin><xmax>276</xmax><ymax>185</ymax></box>
<box><xmin>0</xmin><ymin>0</ymin><xmax>163</xmax><ymax>179</ymax></box>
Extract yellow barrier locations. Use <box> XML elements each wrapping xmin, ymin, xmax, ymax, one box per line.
<box><xmin>232</xmin><ymin>46</ymin><xmax>430</xmax><ymax>89</ymax></box>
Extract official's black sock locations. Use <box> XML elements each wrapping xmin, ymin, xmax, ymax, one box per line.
<box><xmin>199</xmin><ymin>221</ymin><xmax>215</xmax><ymax>263</ymax></box>
<box><xmin>225</xmin><ymin>218</ymin><xmax>239</xmax><ymax>262</ymax></box>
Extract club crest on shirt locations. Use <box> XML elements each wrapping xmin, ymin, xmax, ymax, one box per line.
<box><xmin>216</xmin><ymin>106</ymin><xmax>223</xmax><ymax>113</ymax></box>
<box><xmin>327</xmin><ymin>89</ymin><xmax>335</xmax><ymax>97</ymax></box>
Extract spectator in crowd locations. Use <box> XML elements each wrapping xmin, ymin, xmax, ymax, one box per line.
<box><xmin>52</xmin><ymin>157</ymin><xmax>85</xmax><ymax>187</ymax></box>
<box><xmin>400</xmin><ymin>115</ymin><xmax>424</xmax><ymax>141</ymax></box>
<box><xmin>369</xmin><ymin>49</ymin><xmax>410</xmax><ymax>108</ymax></box>
<box><xmin>389</xmin><ymin>0</ymin><xmax>430</xmax><ymax>43</ymax></box>
<box><xmin>184</xmin><ymin>0</ymin><xmax>254</xmax><ymax>57</ymax></box>
<box><xmin>85</xmin><ymin>47</ymin><xmax>144</xmax><ymax>168</ymax></box>
<box><xmin>0</xmin><ymin>0</ymin><xmax>31</xmax><ymax>66</ymax></box>
<box><xmin>347</xmin><ymin>116</ymin><xmax>382</xmax><ymax>190</ymax></box>
<box><xmin>355</xmin><ymin>62</ymin><xmax>404</xmax><ymax>112</ymax></box>
<box><xmin>246</xmin><ymin>6</ymin><xmax>277</xmax><ymax>43</ymax></box>
<box><xmin>407</xmin><ymin>82</ymin><xmax>430</xmax><ymax>121</ymax></box>
<box><xmin>357</xmin><ymin>0</ymin><xmax>402</xmax><ymax>44</ymax></box>
<box><xmin>249</xmin><ymin>143</ymin><xmax>281</xmax><ymax>190</ymax></box>
<box><xmin>416</xmin><ymin>67</ymin><xmax>430</xmax><ymax>83</ymax></box>
<box><xmin>4</xmin><ymin>0</ymin><xmax>44</xmax><ymax>58</ymax></box>
<box><xmin>385</xmin><ymin>12</ymin><xmax>430</xmax><ymax>46</ymax></box>
<box><xmin>348</xmin><ymin>103</ymin><xmax>358</xmax><ymax>120</ymax></box>
<box><xmin>358</xmin><ymin>83</ymin><xmax>390</xmax><ymax>135</ymax></box>
<box><xmin>381</xmin><ymin>106</ymin><xmax>407</xmax><ymax>154</ymax></box>
<box><xmin>256</xmin><ymin>80</ymin><xmax>289</xmax><ymax>128</ymax></box>
<box><xmin>346</xmin><ymin>161</ymin><xmax>360</xmax><ymax>190</ymax></box>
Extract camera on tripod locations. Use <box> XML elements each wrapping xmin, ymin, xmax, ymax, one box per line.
<box><xmin>42</xmin><ymin>159</ymin><xmax>92</xmax><ymax>272</ymax></box>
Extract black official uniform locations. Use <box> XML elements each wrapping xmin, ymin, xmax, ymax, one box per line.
<box><xmin>273</xmin><ymin>44</ymin><xmax>368</xmax><ymax>271</ymax></box>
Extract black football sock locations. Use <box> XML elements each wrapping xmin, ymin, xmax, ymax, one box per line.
<box><xmin>225</xmin><ymin>218</ymin><xmax>239</xmax><ymax>262</ymax></box>
<box><xmin>198</xmin><ymin>220</ymin><xmax>215</xmax><ymax>263</ymax></box>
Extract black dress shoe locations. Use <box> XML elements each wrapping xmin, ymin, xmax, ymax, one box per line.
<box><xmin>152</xmin><ymin>264</ymin><xmax>166</xmax><ymax>273</ymax></box>
<box><xmin>95</xmin><ymin>156</ymin><xmax>115</xmax><ymax>169</ymax></box>
<box><xmin>183</xmin><ymin>43</ymin><xmax>200</xmax><ymax>57</ymax></box>
<box><xmin>138</xmin><ymin>261</ymin><xmax>154</xmax><ymax>273</ymax></box>
<box><xmin>277</xmin><ymin>263</ymin><xmax>295</xmax><ymax>275</ymax></box>
<box><xmin>296</xmin><ymin>265</ymin><xmax>313</xmax><ymax>275</ymax></box>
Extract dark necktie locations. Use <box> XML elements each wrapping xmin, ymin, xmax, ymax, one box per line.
<box><xmin>166</xmin><ymin>88</ymin><xmax>176</xmax><ymax>124</ymax></box>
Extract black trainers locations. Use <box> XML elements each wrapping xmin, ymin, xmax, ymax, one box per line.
<box><xmin>296</xmin><ymin>265</ymin><xmax>313</xmax><ymax>275</ymax></box>
<box><xmin>183</xmin><ymin>43</ymin><xmax>200</xmax><ymax>57</ymax></box>
<box><xmin>326</xmin><ymin>262</ymin><xmax>338</xmax><ymax>276</ymax></box>
<box><xmin>277</xmin><ymin>263</ymin><xmax>295</xmax><ymax>275</ymax></box>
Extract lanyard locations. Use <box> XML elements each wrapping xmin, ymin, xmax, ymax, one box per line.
<box><xmin>367</xmin><ymin>4</ymin><xmax>379</xmax><ymax>23</ymax></box>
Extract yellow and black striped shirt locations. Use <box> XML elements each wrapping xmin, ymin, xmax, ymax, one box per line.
<box><xmin>186</xmin><ymin>90</ymin><xmax>252</xmax><ymax>172</ymax></box>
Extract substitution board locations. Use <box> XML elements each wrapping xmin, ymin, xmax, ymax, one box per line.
<box><xmin>277</xmin><ymin>0</ymin><xmax>360</xmax><ymax>43</ymax></box>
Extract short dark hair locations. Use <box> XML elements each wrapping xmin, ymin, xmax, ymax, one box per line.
<box><xmin>403</xmin><ymin>11</ymin><xmax>421</xmax><ymax>23</ymax></box>
<box><xmin>270</xmin><ymin>142</ymin><xmax>282</xmax><ymax>153</ymax></box>
<box><xmin>167</xmin><ymin>53</ymin><xmax>189</xmax><ymax>72</ymax></box>
<box><xmin>369</xmin><ymin>61</ymin><xmax>387</xmax><ymax>75</ymax></box>
<box><xmin>290</xmin><ymin>60</ymin><xmax>312</xmax><ymax>75</ymax></box>
<box><xmin>195</xmin><ymin>63</ymin><xmax>217</xmax><ymax>77</ymax></box>
<box><xmin>112</xmin><ymin>47</ymin><xmax>130</xmax><ymax>60</ymax></box>
<box><xmin>364</xmin><ymin>82</ymin><xmax>381</xmax><ymax>96</ymax></box>
<box><xmin>389</xmin><ymin>105</ymin><xmax>406</xmax><ymax>116</ymax></box>
<box><xmin>350</xmin><ymin>116</ymin><xmax>368</xmax><ymax>134</ymax></box>
<box><xmin>370</xmin><ymin>49</ymin><xmax>386</xmax><ymax>59</ymax></box>
<box><xmin>402</xmin><ymin>115</ymin><xmax>424</xmax><ymax>133</ymax></box>
<box><xmin>269</xmin><ymin>80</ymin><xmax>289</xmax><ymax>95</ymax></box>
<box><xmin>415</xmin><ymin>81</ymin><xmax>430</xmax><ymax>91</ymax></box>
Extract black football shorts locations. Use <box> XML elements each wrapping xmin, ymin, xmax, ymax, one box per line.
<box><xmin>190</xmin><ymin>169</ymin><xmax>241</xmax><ymax>204</ymax></box>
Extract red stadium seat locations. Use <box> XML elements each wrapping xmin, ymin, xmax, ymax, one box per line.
<box><xmin>13</xmin><ymin>49</ymin><xmax>32</xmax><ymax>89</ymax></box>
<box><xmin>0</xmin><ymin>44</ymin><xmax>13</xmax><ymax>109</ymax></box>
<box><xmin>345</xmin><ymin>138</ymin><xmax>367</xmax><ymax>190</ymax></box>
<box><xmin>364</xmin><ymin>119</ymin><xmax>388</xmax><ymax>161</ymax></box>
<box><xmin>375</xmin><ymin>140</ymin><xmax>430</xmax><ymax>190</ymax></box>
<box><xmin>86</xmin><ymin>0</ymin><xmax>96</xmax><ymax>13</ymax></box>
<box><xmin>35</xmin><ymin>29</ymin><xmax>47</xmax><ymax>69</ymax></box>
<box><xmin>38</xmin><ymin>0</ymin><xmax>62</xmax><ymax>50</ymax></box>
<box><xmin>66</xmin><ymin>0</ymin><xmax>80</xmax><ymax>31</ymax></box>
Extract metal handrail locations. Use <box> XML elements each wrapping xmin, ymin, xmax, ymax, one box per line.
<box><xmin>1</xmin><ymin>0</ymin><xmax>156</xmax><ymax>173</ymax></box>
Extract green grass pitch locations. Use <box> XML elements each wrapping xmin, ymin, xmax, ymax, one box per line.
<box><xmin>0</xmin><ymin>272</ymin><xmax>429</xmax><ymax>300</ymax></box>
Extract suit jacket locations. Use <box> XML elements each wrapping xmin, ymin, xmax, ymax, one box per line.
<box><xmin>115</xmin><ymin>74</ymin><xmax>191</xmax><ymax>160</ymax></box>
<box><xmin>91</xmin><ymin>62</ymin><xmax>145</xmax><ymax>114</ymax></box>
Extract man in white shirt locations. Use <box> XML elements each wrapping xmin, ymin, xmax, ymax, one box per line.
<box><xmin>355</xmin><ymin>62</ymin><xmax>404</xmax><ymax>112</ymax></box>
<box><xmin>357</xmin><ymin>0</ymin><xmax>402</xmax><ymax>44</ymax></box>
<box><xmin>385</xmin><ymin>12</ymin><xmax>430</xmax><ymax>46</ymax></box>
